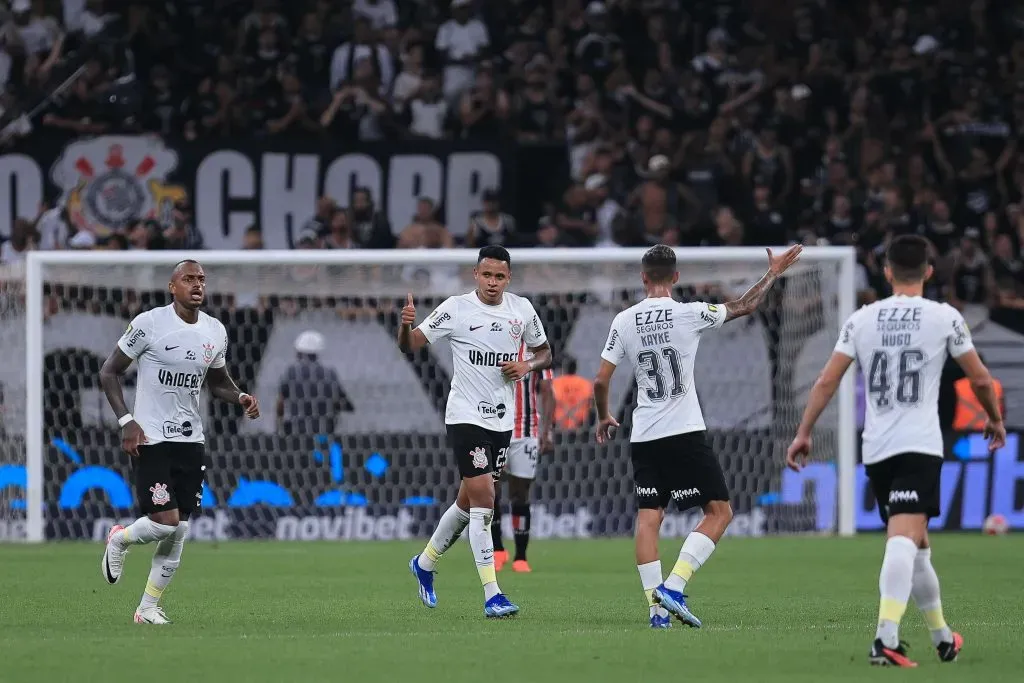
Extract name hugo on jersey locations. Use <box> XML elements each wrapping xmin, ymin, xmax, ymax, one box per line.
<box><xmin>468</xmin><ymin>349</ymin><xmax>517</xmax><ymax>366</ymax></box>
<box><xmin>159</xmin><ymin>369</ymin><xmax>202</xmax><ymax>390</ymax></box>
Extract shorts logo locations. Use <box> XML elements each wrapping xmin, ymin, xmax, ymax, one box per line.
<box><xmin>636</xmin><ymin>486</ymin><xmax>658</xmax><ymax>496</ymax></box>
<box><xmin>672</xmin><ymin>488</ymin><xmax>700</xmax><ymax>500</ymax></box>
<box><xmin>470</xmin><ymin>447</ymin><xmax>488</xmax><ymax>470</ymax></box>
<box><xmin>889</xmin><ymin>489</ymin><xmax>919</xmax><ymax>503</ymax></box>
<box><xmin>508</xmin><ymin>319</ymin><xmax>523</xmax><ymax>341</ymax></box>
<box><xmin>478</xmin><ymin>401</ymin><xmax>507</xmax><ymax>419</ymax></box>
<box><xmin>202</xmin><ymin>343</ymin><xmax>215</xmax><ymax>364</ymax></box>
<box><xmin>163</xmin><ymin>421</ymin><xmax>193</xmax><ymax>438</ymax></box>
<box><xmin>150</xmin><ymin>483</ymin><xmax>170</xmax><ymax>506</ymax></box>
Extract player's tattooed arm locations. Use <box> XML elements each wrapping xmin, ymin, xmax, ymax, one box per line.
<box><xmin>206</xmin><ymin>366</ymin><xmax>261</xmax><ymax>418</ymax></box>
<box><xmin>724</xmin><ymin>245</ymin><xmax>803</xmax><ymax>321</ymax></box>
<box><xmin>100</xmin><ymin>347</ymin><xmax>147</xmax><ymax>456</ymax></box>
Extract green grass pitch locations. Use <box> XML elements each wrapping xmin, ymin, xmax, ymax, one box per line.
<box><xmin>0</xmin><ymin>535</ymin><xmax>1021</xmax><ymax>683</ymax></box>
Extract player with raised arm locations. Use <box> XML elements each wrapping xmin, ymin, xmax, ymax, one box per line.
<box><xmin>98</xmin><ymin>260</ymin><xmax>260</xmax><ymax>624</ymax></box>
<box><xmin>594</xmin><ymin>243</ymin><xmax>802</xmax><ymax>629</ymax></box>
<box><xmin>399</xmin><ymin>246</ymin><xmax>552</xmax><ymax>618</ymax></box>
<box><xmin>492</xmin><ymin>352</ymin><xmax>554</xmax><ymax>573</ymax></box>
<box><xmin>786</xmin><ymin>235</ymin><xmax>1004</xmax><ymax>667</ymax></box>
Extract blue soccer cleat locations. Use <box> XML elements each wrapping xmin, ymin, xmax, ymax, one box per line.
<box><xmin>652</xmin><ymin>584</ymin><xmax>702</xmax><ymax>628</ymax></box>
<box><xmin>484</xmin><ymin>593</ymin><xmax>519</xmax><ymax>618</ymax></box>
<box><xmin>649</xmin><ymin>611</ymin><xmax>672</xmax><ymax>629</ymax></box>
<box><xmin>409</xmin><ymin>555</ymin><xmax>437</xmax><ymax>608</ymax></box>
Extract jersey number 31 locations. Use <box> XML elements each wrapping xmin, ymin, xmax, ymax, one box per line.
<box><xmin>637</xmin><ymin>347</ymin><xmax>685</xmax><ymax>402</ymax></box>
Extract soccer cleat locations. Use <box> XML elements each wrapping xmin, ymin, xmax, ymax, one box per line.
<box><xmin>484</xmin><ymin>593</ymin><xmax>519</xmax><ymax>618</ymax></box>
<box><xmin>134</xmin><ymin>606</ymin><xmax>172</xmax><ymax>625</ymax></box>
<box><xmin>651</xmin><ymin>584</ymin><xmax>702</xmax><ymax>628</ymax></box>
<box><xmin>409</xmin><ymin>555</ymin><xmax>437</xmax><ymax>608</ymax></box>
<box><xmin>869</xmin><ymin>639</ymin><xmax>918</xmax><ymax>668</ymax></box>
<box><xmin>511</xmin><ymin>559</ymin><xmax>531</xmax><ymax>573</ymax></box>
<box><xmin>101</xmin><ymin>524</ymin><xmax>127</xmax><ymax>585</ymax></box>
<box><xmin>649</xmin><ymin>612</ymin><xmax>672</xmax><ymax>629</ymax></box>
<box><xmin>937</xmin><ymin>632</ymin><xmax>964</xmax><ymax>662</ymax></box>
<box><xmin>494</xmin><ymin>550</ymin><xmax>509</xmax><ymax>572</ymax></box>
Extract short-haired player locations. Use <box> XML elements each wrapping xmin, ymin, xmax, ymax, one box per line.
<box><xmin>787</xmin><ymin>235</ymin><xmax>1003</xmax><ymax>666</ymax></box>
<box><xmin>98</xmin><ymin>260</ymin><xmax>260</xmax><ymax>624</ymax></box>
<box><xmin>595</xmin><ymin>243</ymin><xmax>802</xmax><ymax>629</ymax></box>
<box><xmin>399</xmin><ymin>246</ymin><xmax>552</xmax><ymax>617</ymax></box>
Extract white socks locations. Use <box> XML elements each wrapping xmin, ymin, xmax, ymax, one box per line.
<box><xmin>638</xmin><ymin>560</ymin><xmax>667</xmax><ymax>618</ymax></box>
<box><xmin>876</xmin><ymin>535</ymin><xmax>918</xmax><ymax>647</ymax></box>
<box><xmin>468</xmin><ymin>507</ymin><xmax>501</xmax><ymax>600</ymax></box>
<box><xmin>139</xmin><ymin>521</ymin><xmax>189</xmax><ymax>610</ymax></box>
<box><xmin>911</xmin><ymin>548</ymin><xmax>954</xmax><ymax>647</ymax></box>
<box><xmin>664</xmin><ymin>531</ymin><xmax>716</xmax><ymax>593</ymax></box>
<box><xmin>115</xmin><ymin>517</ymin><xmax>177</xmax><ymax>548</ymax></box>
<box><xmin>418</xmin><ymin>504</ymin><xmax>471</xmax><ymax>571</ymax></box>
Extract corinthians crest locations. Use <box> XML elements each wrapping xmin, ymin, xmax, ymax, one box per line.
<box><xmin>508</xmin><ymin>319</ymin><xmax>523</xmax><ymax>341</ymax></box>
<box><xmin>50</xmin><ymin>136</ymin><xmax>186</xmax><ymax>234</ymax></box>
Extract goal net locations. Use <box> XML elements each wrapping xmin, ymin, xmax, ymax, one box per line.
<box><xmin>0</xmin><ymin>247</ymin><xmax>856</xmax><ymax>542</ymax></box>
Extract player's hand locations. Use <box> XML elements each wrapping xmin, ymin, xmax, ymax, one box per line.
<box><xmin>499</xmin><ymin>361</ymin><xmax>532</xmax><ymax>382</ymax></box>
<box><xmin>539</xmin><ymin>429</ymin><xmax>554</xmax><ymax>455</ymax></box>
<box><xmin>240</xmin><ymin>393</ymin><xmax>260</xmax><ymax>419</ymax></box>
<box><xmin>595</xmin><ymin>415</ymin><xmax>619</xmax><ymax>444</ymax></box>
<box><xmin>984</xmin><ymin>419</ymin><xmax>1007</xmax><ymax>452</ymax></box>
<box><xmin>401</xmin><ymin>293</ymin><xmax>416</xmax><ymax>326</ymax></box>
<box><xmin>121</xmin><ymin>421</ymin><xmax>147</xmax><ymax>457</ymax></box>
<box><xmin>785</xmin><ymin>433</ymin><xmax>811</xmax><ymax>471</ymax></box>
<box><xmin>767</xmin><ymin>244</ymin><xmax>803</xmax><ymax>277</ymax></box>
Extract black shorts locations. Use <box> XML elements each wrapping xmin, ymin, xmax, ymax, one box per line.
<box><xmin>133</xmin><ymin>441</ymin><xmax>207</xmax><ymax>517</ymax></box>
<box><xmin>447</xmin><ymin>423</ymin><xmax>512</xmax><ymax>480</ymax></box>
<box><xmin>629</xmin><ymin>431</ymin><xmax>729</xmax><ymax>511</ymax></box>
<box><xmin>865</xmin><ymin>452</ymin><xmax>942</xmax><ymax>524</ymax></box>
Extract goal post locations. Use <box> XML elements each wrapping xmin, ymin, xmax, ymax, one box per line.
<box><xmin>7</xmin><ymin>246</ymin><xmax>857</xmax><ymax>543</ymax></box>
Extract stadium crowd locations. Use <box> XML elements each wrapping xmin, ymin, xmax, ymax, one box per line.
<box><xmin>1</xmin><ymin>0</ymin><xmax>1024</xmax><ymax>310</ymax></box>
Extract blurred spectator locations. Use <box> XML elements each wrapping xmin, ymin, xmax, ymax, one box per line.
<box><xmin>36</xmin><ymin>202</ymin><xmax>71</xmax><ymax>250</ymax></box>
<box><xmin>353</xmin><ymin>0</ymin><xmax>398</xmax><ymax>32</ymax></box>
<box><xmin>398</xmin><ymin>198</ymin><xmax>453</xmax><ymax>249</ymax></box>
<box><xmin>302</xmin><ymin>196</ymin><xmax>338</xmax><ymax>238</ymax></box>
<box><xmin>949</xmin><ymin>228</ymin><xmax>995</xmax><ymax>310</ymax></box>
<box><xmin>162</xmin><ymin>199</ymin><xmax>204</xmax><ymax>250</ymax></box>
<box><xmin>321</xmin><ymin>56</ymin><xmax>390</xmax><ymax>141</ymax></box>
<box><xmin>329</xmin><ymin>16</ymin><xmax>393</xmax><ymax>95</ymax></box>
<box><xmin>436</xmin><ymin>0</ymin><xmax>489</xmax><ymax>103</ymax></box>
<box><xmin>458</xmin><ymin>67</ymin><xmax>508</xmax><ymax>139</ymax></box>
<box><xmin>242</xmin><ymin>225</ymin><xmax>264</xmax><ymax>250</ymax></box>
<box><xmin>992</xmin><ymin>232</ymin><xmax>1024</xmax><ymax>308</ymax></box>
<box><xmin>0</xmin><ymin>217</ymin><xmax>35</xmax><ymax>264</ymax></box>
<box><xmin>127</xmin><ymin>219</ymin><xmax>164</xmax><ymax>251</ymax></box>
<box><xmin>466</xmin><ymin>188</ymin><xmax>518</xmax><ymax>248</ymax></box>
<box><xmin>551</xmin><ymin>356</ymin><xmax>592</xmax><ymax>432</ymax></box>
<box><xmin>402</xmin><ymin>70</ymin><xmax>448</xmax><ymax>139</ymax></box>
<box><xmin>348</xmin><ymin>187</ymin><xmax>394</xmax><ymax>249</ymax></box>
<box><xmin>585</xmin><ymin>174</ymin><xmax>623</xmax><ymax>248</ymax></box>
<box><xmin>554</xmin><ymin>182</ymin><xmax>598</xmax><ymax>248</ymax></box>
<box><xmin>2</xmin><ymin>0</ymin><xmax>64</xmax><ymax>86</ymax></box>
<box><xmin>323</xmin><ymin>210</ymin><xmax>357</xmax><ymax>250</ymax></box>
<box><xmin>277</xmin><ymin>330</ymin><xmax>351</xmax><ymax>437</ymax></box>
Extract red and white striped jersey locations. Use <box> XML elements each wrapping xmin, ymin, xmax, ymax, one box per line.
<box><xmin>513</xmin><ymin>341</ymin><xmax>553</xmax><ymax>439</ymax></box>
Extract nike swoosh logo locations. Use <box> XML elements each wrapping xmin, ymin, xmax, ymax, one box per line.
<box><xmin>104</xmin><ymin>552</ymin><xmax>116</xmax><ymax>583</ymax></box>
<box><xmin>165</xmin><ymin>345</ymin><xmax>179</xmax><ymax>350</ymax></box>
<box><xmin>469</xmin><ymin>325</ymin><xmax>483</xmax><ymax>331</ymax></box>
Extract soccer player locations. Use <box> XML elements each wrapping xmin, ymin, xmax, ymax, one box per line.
<box><xmin>492</xmin><ymin>352</ymin><xmax>554</xmax><ymax>573</ymax></box>
<box><xmin>98</xmin><ymin>260</ymin><xmax>260</xmax><ymax>624</ymax></box>
<box><xmin>786</xmin><ymin>235</ymin><xmax>1004</xmax><ymax>666</ymax></box>
<box><xmin>594</xmin><ymin>243</ymin><xmax>803</xmax><ymax>629</ymax></box>
<box><xmin>399</xmin><ymin>245</ymin><xmax>552</xmax><ymax>618</ymax></box>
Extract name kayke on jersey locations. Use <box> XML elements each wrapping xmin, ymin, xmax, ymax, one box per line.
<box><xmin>635</xmin><ymin>308</ymin><xmax>675</xmax><ymax>345</ymax></box>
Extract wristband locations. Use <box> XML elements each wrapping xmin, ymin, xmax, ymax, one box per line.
<box><xmin>118</xmin><ymin>413</ymin><xmax>134</xmax><ymax>427</ymax></box>
<box><xmin>239</xmin><ymin>392</ymin><xmax>250</xmax><ymax>404</ymax></box>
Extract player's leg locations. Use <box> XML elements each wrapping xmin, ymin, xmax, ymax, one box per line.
<box><xmin>102</xmin><ymin>444</ymin><xmax>179</xmax><ymax>586</ymax></box>
<box><xmin>630</xmin><ymin>441</ymin><xmax>672</xmax><ymax>628</ymax></box>
<box><xmin>492</xmin><ymin>474</ymin><xmax>508</xmax><ymax>571</ymax></box>
<box><xmin>505</xmin><ymin>437</ymin><xmax>538</xmax><ymax>572</ymax></box>
<box><xmin>411</xmin><ymin>481</ymin><xmax>471</xmax><ymax>607</ymax></box>
<box><xmin>867</xmin><ymin>454</ymin><xmax>940</xmax><ymax>667</ymax></box>
<box><xmin>654</xmin><ymin>433</ymin><xmax>731</xmax><ymax>628</ymax></box>
<box><xmin>134</xmin><ymin>445</ymin><xmax>205</xmax><ymax>624</ymax></box>
<box><xmin>911</xmin><ymin>530</ymin><xmax>962</xmax><ymax>661</ymax></box>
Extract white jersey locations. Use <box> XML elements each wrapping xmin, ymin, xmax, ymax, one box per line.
<box><xmin>418</xmin><ymin>291</ymin><xmax>548</xmax><ymax>432</ymax></box>
<box><xmin>835</xmin><ymin>295</ymin><xmax>974</xmax><ymax>465</ymax></box>
<box><xmin>117</xmin><ymin>304</ymin><xmax>228</xmax><ymax>444</ymax></box>
<box><xmin>601</xmin><ymin>297</ymin><xmax>727</xmax><ymax>442</ymax></box>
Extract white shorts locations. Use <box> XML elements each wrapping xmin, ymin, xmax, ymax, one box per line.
<box><xmin>505</xmin><ymin>437</ymin><xmax>539</xmax><ymax>480</ymax></box>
